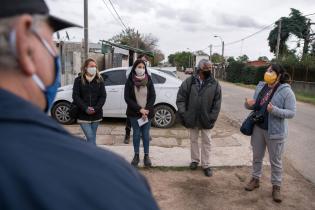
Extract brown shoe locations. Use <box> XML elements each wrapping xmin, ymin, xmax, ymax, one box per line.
<box><xmin>272</xmin><ymin>185</ymin><xmax>282</xmax><ymax>203</ymax></box>
<box><xmin>245</xmin><ymin>177</ymin><xmax>260</xmax><ymax>191</ymax></box>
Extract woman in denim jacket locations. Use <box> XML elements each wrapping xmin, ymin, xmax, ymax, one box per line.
<box><xmin>244</xmin><ymin>64</ymin><xmax>296</xmax><ymax>203</ymax></box>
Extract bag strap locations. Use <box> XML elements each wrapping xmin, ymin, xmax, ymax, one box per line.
<box><xmin>255</xmin><ymin>83</ymin><xmax>280</xmax><ymax>113</ymax></box>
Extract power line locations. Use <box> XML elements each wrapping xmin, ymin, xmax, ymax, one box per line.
<box><xmin>107</xmin><ymin>0</ymin><xmax>128</xmax><ymax>30</ymax></box>
<box><xmin>197</xmin><ymin>11</ymin><xmax>315</xmax><ymax>53</ymax></box>
<box><xmin>100</xmin><ymin>0</ymin><xmax>125</xmax><ymax>30</ymax></box>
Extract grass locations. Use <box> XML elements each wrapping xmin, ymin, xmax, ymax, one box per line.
<box><xmin>295</xmin><ymin>92</ymin><xmax>315</xmax><ymax>105</ymax></box>
<box><xmin>234</xmin><ymin>82</ymin><xmax>315</xmax><ymax>106</ymax></box>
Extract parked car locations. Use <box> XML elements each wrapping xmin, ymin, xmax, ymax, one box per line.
<box><xmin>152</xmin><ymin>67</ymin><xmax>177</xmax><ymax>78</ymax></box>
<box><xmin>51</xmin><ymin>67</ymin><xmax>182</xmax><ymax>128</ymax></box>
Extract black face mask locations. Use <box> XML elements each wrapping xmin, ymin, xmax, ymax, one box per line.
<box><xmin>202</xmin><ymin>71</ymin><xmax>211</xmax><ymax>78</ymax></box>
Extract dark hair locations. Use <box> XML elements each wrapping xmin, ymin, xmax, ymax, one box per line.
<box><xmin>129</xmin><ymin>59</ymin><xmax>148</xmax><ymax>79</ymax></box>
<box><xmin>137</xmin><ymin>54</ymin><xmax>147</xmax><ymax>60</ymax></box>
<box><xmin>269</xmin><ymin>63</ymin><xmax>291</xmax><ymax>84</ymax></box>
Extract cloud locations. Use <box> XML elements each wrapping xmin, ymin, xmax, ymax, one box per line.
<box><xmin>216</xmin><ymin>12</ymin><xmax>264</xmax><ymax>29</ymax></box>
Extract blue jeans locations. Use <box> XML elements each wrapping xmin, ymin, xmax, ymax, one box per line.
<box><xmin>130</xmin><ymin>117</ymin><xmax>151</xmax><ymax>154</ymax></box>
<box><xmin>80</xmin><ymin>122</ymin><xmax>99</xmax><ymax>145</ymax></box>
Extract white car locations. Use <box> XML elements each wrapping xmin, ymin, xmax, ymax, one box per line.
<box><xmin>51</xmin><ymin>67</ymin><xmax>182</xmax><ymax>128</ymax></box>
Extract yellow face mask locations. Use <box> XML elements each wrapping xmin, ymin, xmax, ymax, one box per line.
<box><xmin>264</xmin><ymin>71</ymin><xmax>278</xmax><ymax>85</ymax></box>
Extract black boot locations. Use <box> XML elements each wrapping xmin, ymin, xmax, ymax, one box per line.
<box><xmin>124</xmin><ymin>134</ymin><xmax>130</xmax><ymax>144</ymax></box>
<box><xmin>131</xmin><ymin>154</ymin><xmax>140</xmax><ymax>167</ymax></box>
<box><xmin>144</xmin><ymin>154</ymin><xmax>152</xmax><ymax>167</ymax></box>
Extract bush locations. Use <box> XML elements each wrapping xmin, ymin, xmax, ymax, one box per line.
<box><xmin>226</xmin><ymin>61</ymin><xmax>267</xmax><ymax>84</ymax></box>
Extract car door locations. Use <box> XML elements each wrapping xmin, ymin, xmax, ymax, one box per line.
<box><xmin>101</xmin><ymin>70</ymin><xmax>127</xmax><ymax>117</ymax></box>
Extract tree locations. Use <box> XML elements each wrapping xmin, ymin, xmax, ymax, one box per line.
<box><xmin>168</xmin><ymin>54</ymin><xmax>176</xmax><ymax>66</ymax></box>
<box><xmin>258</xmin><ymin>56</ymin><xmax>269</xmax><ymax>62</ymax></box>
<box><xmin>108</xmin><ymin>27</ymin><xmax>164</xmax><ymax>66</ymax></box>
<box><xmin>281</xmin><ymin>53</ymin><xmax>299</xmax><ymax>80</ymax></box>
<box><xmin>237</xmin><ymin>54</ymin><xmax>249</xmax><ymax>63</ymax></box>
<box><xmin>227</xmin><ymin>56</ymin><xmax>236</xmax><ymax>63</ymax></box>
<box><xmin>301</xmin><ymin>54</ymin><xmax>315</xmax><ymax>82</ymax></box>
<box><xmin>169</xmin><ymin>51</ymin><xmax>194</xmax><ymax>68</ymax></box>
<box><xmin>150</xmin><ymin>49</ymin><xmax>165</xmax><ymax>66</ymax></box>
<box><xmin>211</xmin><ymin>53</ymin><xmax>224</xmax><ymax>63</ymax></box>
<box><xmin>268</xmin><ymin>8</ymin><xmax>311</xmax><ymax>58</ymax></box>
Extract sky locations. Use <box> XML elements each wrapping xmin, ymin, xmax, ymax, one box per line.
<box><xmin>46</xmin><ymin>0</ymin><xmax>315</xmax><ymax>61</ymax></box>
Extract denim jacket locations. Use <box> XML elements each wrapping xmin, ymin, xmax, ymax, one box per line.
<box><xmin>247</xmin><ymin>81</ymin><xmax>296</xmax><ymax>140</ymax></box>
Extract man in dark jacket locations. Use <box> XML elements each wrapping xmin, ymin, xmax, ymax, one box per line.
<box><xmin>0</xmin><ymin>0</ymin><xmax>159</xmax><ymax>209</ymax></box>
<box><xmin>176</xmin><ymin>59</ymin><xmax>222</xmax><ymax>177</ymax></box>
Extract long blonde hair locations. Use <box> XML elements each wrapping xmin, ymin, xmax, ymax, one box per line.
<box><xmin>80</xmin><ymin>58</ymin><xmax>103</xmax><ymax>85</ymax></box>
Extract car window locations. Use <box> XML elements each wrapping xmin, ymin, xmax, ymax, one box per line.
<box><xmin>151</xmin><ymin>73</ymin><xmax>166</xmax><ymax>84</ymax></box>
<box><xmin>101</xmin><ymin>70</ymin><xmax>127</xmax><ymax>86</ymax></box>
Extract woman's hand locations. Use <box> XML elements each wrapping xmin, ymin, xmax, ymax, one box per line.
<box><xmin>140</xmin><ymin>108</ymin><xmax>149</xmax><ymax>116</ymax></box>
<box><xmin>267</xmin><ymin>102</ymin><xmax>273</xmax><ymax>112</ymax></box>
<box><xmin>86</xmin><ymin>106</ymin><xmax>95</xmax><ymax>115</ymax></box>
<box><xmin>245</xmin><ymin>98</ymin><xmax>256</xmax><ymax>107</ymax></box>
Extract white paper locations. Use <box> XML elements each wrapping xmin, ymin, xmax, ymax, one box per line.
<box><xmin>137</xmin><ymin>117</ymin><xmax>149</xmax><ymax>127</ymax></box>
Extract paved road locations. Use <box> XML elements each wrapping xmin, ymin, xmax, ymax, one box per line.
<box><xmin>177</xmin><ymin>72</ymin><xmax>315</xmax><ymax>183</ymax></box>
<box><xmin>220</xmin><ymin>81</ymin><xmax>315</xmax><ymax>184</ymax></box>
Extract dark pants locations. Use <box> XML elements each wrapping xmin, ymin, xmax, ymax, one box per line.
<box><xmin>125</xmin><ymin>118</ymin><xmax>131</xmax><ymax>136</ymax></box>
<box><xmin>130</xmin><ymin>117</ymin><xmax>151</xmax><ymax>154</ymax></box>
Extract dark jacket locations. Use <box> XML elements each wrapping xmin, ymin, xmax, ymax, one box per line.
<box><xmin>124</xmin><ymin>73</ymin><xmax>156</xmax><ymax>119</ymax></box>
<box><xmin>176</xmin><ymin>75</ymin><xmax>222</xmax><ymax>129</ymax></box>
<box><xmin>0</xmin><ymin>88</ymin><xmax>159</xmax><ymax>210</ymax></box>
<box><xmin>72</xmin><ymin>75</ymin><xmax>106</xmax><ymax>121</ymax></box>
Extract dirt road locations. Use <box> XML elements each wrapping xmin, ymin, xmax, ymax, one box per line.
<box><xmin>141</xmin><ymin>163</ymin><xmax>315</xmax><ymax>210</ymax></box>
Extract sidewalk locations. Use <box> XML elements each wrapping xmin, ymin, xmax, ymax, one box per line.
<box><xmin>64</xmin><ymin>113</ymin><xmax>269</xmax><ymax>167</ymax></box>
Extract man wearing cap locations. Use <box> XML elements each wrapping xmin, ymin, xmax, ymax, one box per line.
<box><xmin>176</xmin><ymin>59</ymin><xmax>222</xmax><ymax>177</ymax></box>
<box><xmin>0</xmin><ymin>0</ymin><xmax>159</xmax><ymax>209</ymax></box>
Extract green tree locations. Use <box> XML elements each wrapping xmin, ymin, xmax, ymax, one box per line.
<box><xmin>268</xmin><ymin>8</ymin><xmax>311</xmax><ymax>58</ymax></box>
<box><xmin>108</xmin><ymin>27</ymin><xmax>165</xmax><ymax>66</ymax></box>
<box><xmin>301</xmin><ymin>54</ymin><xmax>315</xmax><ymax>81</ymax></box>
<box><xmin>258</xmin><ymin>56</ymin><xmax>269</xmax><ymax>62</ymax></box>
<box><xmin>227</xmin><ymin>56</ymin><xmax>236</xmax><ymax>63</ymax></box>
<box><xmin>173</xmin><ymin>51</ymin><xmax>194</xmax><ymax>68</ymax></box>
<box><xmin>281</xmin><ymin>53</ymin><xmax>299</xmax><ymax>80</ymax></box>
<box><xmin>211</xmin><ymin>53</ymin><xmax>224</xmax><ymax>63</ymax></box>
<box><xmin>168</xmin><ymin>54</ymin><xmax>176</xmax><ymax>66</ymax></box>
<box><xmin>237</xmin><ymin>54</ymin><xmax>249</xmax><ymax>62</ymax></box>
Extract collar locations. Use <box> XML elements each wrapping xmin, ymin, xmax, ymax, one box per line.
<box><xmin>0</xmin><ymin>88</ymin><xmax>68</xmax><ymax>133</ymax></box>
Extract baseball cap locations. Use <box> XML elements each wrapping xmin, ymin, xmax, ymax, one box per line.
<box><xmin>0</xmin><ymin>0</ymin><xmax>82</xmax><ymax>31</ymax></box>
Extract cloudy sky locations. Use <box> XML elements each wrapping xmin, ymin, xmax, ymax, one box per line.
<box><xmin>46</xmin><ymin>0</ymin><xmax>315</xmax><ymax>60</ymax></box>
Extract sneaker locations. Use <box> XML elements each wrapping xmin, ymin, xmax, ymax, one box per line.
<box><xmin>144</xmin><ymin>154</ymin><xmax>152</xmax><ymax>167</ymax></box>
<box><xmin>189</xmin><ymin>162</ymin><xmax>199</xmax><ymax>170</ymax></box>
<box><xmin>203</xmin><ymin>167</ymin><xmax>213</xmax><ymax>177</ymax></box>
<box><xmin>245</xmin><ymin>177</ymin><xmax>260</xmax><ymax>191</ymax></box>
<box><xmin>131</xmin><ymin>154</ymin><xmax>139</xmax><ymax>167</ymax></box>
<box><xmin>124</xmin><ymin>134</ymin><xmax>130</xmax><ymax>144</ymax></box>
<box><xmin>272</xmin><ymin>185</ymin><xmax>282</xmax><ymax>203</ymax></box>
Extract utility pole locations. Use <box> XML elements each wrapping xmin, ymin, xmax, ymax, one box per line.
<box><xmin>209</xmin><ymin>44</ymin><xmax>212</xmax><ymax>62</ymax></box>
<box><xmin>302</xmin><ymin>20</ymin><xmax>311</xmax><ymax>58</ymax></box>
<box><xmin>84</xmin><ymin>0</ymin><xmax>88</xmax><ymax>61</ymax></box>
<box><xmin>222</xmin><ymin>41</ymin><xmax>225</xmax><ymax>58</ymax></box>
<box><xmin>276</xmin><ymin>19</ymin><xmax>282</xmax><ymax>60</ymax></box>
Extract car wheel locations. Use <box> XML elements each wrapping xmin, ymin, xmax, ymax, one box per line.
<box><xmin>51</xmin><ymin>101</ymin><xmax>75</xmax><ymax>125</ymax></box>
<box><xmin>153</xmin><ymin>105</ymin><xmax>175</xmax><ymax>128</ymax></box>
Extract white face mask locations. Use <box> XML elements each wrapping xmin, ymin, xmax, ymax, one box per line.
<box><xmin>135</xmin><ymin>68</ymin><xmax>145</xmax><ymax>76</ymax></box>
<box><xmin>87</xmin><ymin>67</ymin><xmax>97</xmax><ymax>75</ymax></box>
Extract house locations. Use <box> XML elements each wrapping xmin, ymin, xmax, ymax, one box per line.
<box><xmin>246</xmin><ymin>60</ymin><xmax>268</xmax><ymax>67</ymax></box>
<box><xmin>194</xmin><ymin>51</ymin><xmax>209</xmax><ymax>67</ymax></box>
